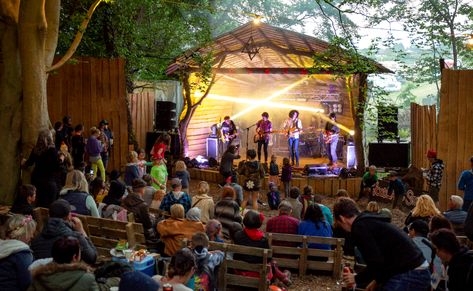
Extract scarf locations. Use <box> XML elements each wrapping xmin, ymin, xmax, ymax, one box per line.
<box><xmin>244</xmin><ymin>228</ymin><xmax>265</xmax><ymax>241</ymax></box>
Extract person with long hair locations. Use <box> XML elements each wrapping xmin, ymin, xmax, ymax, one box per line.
<box><xmin>22</xmin><ymin>129</ymin><xmax>61</xmax><ymax>208</ymax></box>
<box><xmin>283</xmin><ymin>110</ymin><xmax>302</xmax><ymax>167</ymax></box>
<box><xmin>154</xmin><ymin>248</ymin><xmax>196</xmax><ymax>291</ymax></box>
<box><xmin>11</xmin><ymin>185</ymin><xmax>36</xmax><ymax>216</ymax></box>
<box><xmin>239</xmin><ymin>149</ymin><xmax>265</xmax><ymax>211</ymax></box>
<box><xmin>191</xmin><ymin>181</ymin><xmax>214</xmax><ymax>224</ymax></box>
<box><xmin>298</xmin><ymin>204</ymin><xmax>332</xmax><ymax>253</ymax></box>
<box><xmin>0</xmin><ymin>214</ymin><xmax>37</xmax><ymax>291</ymax></box>
<box><xmin>124</xmin><ymin>151</ymin><xmax>140</xmax><ymax>186</ymax></box>
<box><xmin>175</xmin><ymin>160</ymin><xmax>190</xmax><ymax>193</ymax></box>
<box><xmin>59</xmin><ymin>170</ymin><xmax>99</xmax><ymax>217</ymax></box>
<box><xmin>405</xmin><ymin>194</ymin><xmax>442</xmax><ymax>228</ymax></box>
<box><xmin>214</xmin><ymin>186</ymin><xmax>242</xmax><ymax>239</ymax></box>
<box><xmin>150</xmin><ymin>134</ymin><xmax>171</xmax><ymax>161</ymax></box>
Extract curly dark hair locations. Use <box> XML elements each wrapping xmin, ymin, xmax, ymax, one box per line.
<box><xmin>289</xmin><ymin>110</ymin><xmax>299</xmax><ymax>118</ymax></box>
<box><xmin>167</xmin><ymin>248</ymin><xmax>196</xmax><ymax>278</ymax></box>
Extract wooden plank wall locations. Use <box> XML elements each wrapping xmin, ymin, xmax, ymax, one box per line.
<box><xmin>129</xmin><ymin>92</ymin><xmax>155</xmax><ymax>149</ymax></box>
<box><xmin>437</xmin><ymin>69</ymin><xmax>473</xmax><ymax>209</ymax></box>
<box><xmin>47</xmin><ymin>57</ymin><xmax>128</xmax><ymax>171</ymax></box>
<box><xmin>411</xmin><ymin>103</ymin><xmax>437</xmax><ymax>170</ymax></box>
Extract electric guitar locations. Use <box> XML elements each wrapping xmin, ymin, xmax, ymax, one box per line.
<box><xmin>222</xmin><ymin>132</ymin><xmax>237</xmax><ymax>143</ymax></box>
<box><xmin>323</xmin><ymin>130</ymin><xmax>339</xmax><ymax>144</ymax></box>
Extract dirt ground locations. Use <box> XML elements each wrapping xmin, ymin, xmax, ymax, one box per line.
<box><xmin>186</xmin><ymin>179</ymin><xmax>410</xmax><ymax>290</ymax></box>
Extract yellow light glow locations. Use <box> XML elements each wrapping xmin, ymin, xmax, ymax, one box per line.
<box><xmin>349</xmin><ymin>130</ymin><xmax>355</xmax><ymax>136</ymax></box>
<box><xmin>194</xmin><ymin>89</ymin><xmax>204</xmax><ymax>98</ymax></box>
<box><xmin>466</xmin><ymin>35</ymin><xmax>473</xmax><ymax>50</ymax></box>
<box><xmin>253</xmin><ymin>17</ymin><xmax>261</xmax><ymax>25</ymax></box>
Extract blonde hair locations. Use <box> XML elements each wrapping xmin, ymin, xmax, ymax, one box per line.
<box><xmin>170</xmin><ymin>204</ymin><xmax>185</xmax><ymax>219</ymax></box>
<box><xmin>198</xmin><ymin>181</ymin><xmax>209</xmax><ymax>195</ymax></box>
<box><xmin>90</xmin><ymin>127</ymin><xmax>100</xmax><ymax>136</ymax></box>
<box><xmin>412</xmin><ymin>194</ymin><xmax>441</xmax><ymax>217</ymax></box>
<box><xmin>4</xmin><ymin>214</ymin><xmax>37</xmax><ymax>243</ymax></box>
<box><xmin>366</xmin><ymin>201</ymin><xmax>380</xmax><ymax>213</ymax></box>
<box><xmin>63</xmin><ymin>170</ymin><xmax>89</xmax><ymax>193</ymax></box>
<box><xmin>128</xmin><ymin>151</ymin><xmax>138</xmax><ymax>163</ymax></box>
<box><xmin>175</xmin><ymin>160</ymin><xmax>187</xmax><ymax>172</ymax></box>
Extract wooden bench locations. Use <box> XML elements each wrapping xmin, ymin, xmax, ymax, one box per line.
<box><xmin>267</xmin><ymin>233</ymin><xmax>344</xmax><ymax>279</ymax></box>
<box><xmin>33</xmin><ymin>207</ymin><xmax>146</xmax><ymax>257</ymax></box>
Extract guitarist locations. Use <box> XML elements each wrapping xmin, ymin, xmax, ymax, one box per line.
<box><xmin>220</xmin><ymin>116</ymin><xmax>238</xmax><ymax>150</ymax></box>
<box><xmin>325</xmin><ymin>112</ymin><xmax>340</xmax><ymax>166</ymax></box>
<box><xmin>255</xmin><ymin>112</ymin><xmax>272</xmax><ymax>163</ymax></box>
<box><xmin>283</xmin><ymin>110</ymin><xmax>303</xmax><ymax>167</ymax></box>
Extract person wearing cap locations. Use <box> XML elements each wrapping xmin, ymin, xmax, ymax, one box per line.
<box><xmin>30</xmin><ymin>199</ymin><xmax>97</xmax><ymax>265</ymax></box>
<box><xmin>159</xmin><ymin>178</ymin><xmax>192</xmax><ymax>213</ymax></box>
<box><xmin>457</xmin><ymin>156</ymin><xmax>473</xmax><ymax>211</ymax></box>
<box><xmin>98</xmin><ymin>119</ymin><xmax>113</xmax><ymax>170</ymax></box>
<box><xmin>444</xmin><ymin>195</ymin><xmax>468</xmax><ymax>235</ymax></box>
<box><xmin>425</xmin><ymin>149</ymin><xmax>444</xmax><ymax>204</ymax></box>
<box><xmin>387</xmin><ymin>171</ymin><xmax>406</xmax><ymax>209</ymax></box>
<box><xmin>122</xmin><ymin>179</ymin><xmax>156</xmax><ymax>239</ymax></box>
<box><xmin>266</xmin><ymin>201</ymin><xmax>299</xmax><ymax>247</ymax></box>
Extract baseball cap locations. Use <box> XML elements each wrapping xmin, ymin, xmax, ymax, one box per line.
<box><xmin>99</xmin><ymin>119</ymin><xmax>109</xmax><ymax>125</ymax></box>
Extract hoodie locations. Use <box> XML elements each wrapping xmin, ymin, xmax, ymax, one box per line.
<box><xmin>238</xmin><ymin>160</ymin><xmax>265</xmax><ymax>190</ymax></box>
<box><xmin>447</xmin><ymin>247</ymin><xmax>473</xmax><ymax>291</ymax></box>
<box><xmin>122</xmin><ymin>192</ymin><xmax>152</xmax><ymax>231</ymax></box>
<box><xmin>352</xmin><ymin>213</ymin><xmax>426</xmax><ymax>285</ymax></box>
<box><xmin>30</xmin><ymin>218</ymin><xmax>97</xmax><ymax>265</ymax></box>
<box><xmin>29</xmin><ymin>262</ymin><xmax>98</xmax><ymax>291</ymax></box>
<box><xmin>0</xmin><ymin>240</ymin><xmax>33</xmax><ymax>291</ymax></box>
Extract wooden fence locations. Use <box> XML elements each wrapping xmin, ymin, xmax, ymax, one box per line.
<box><xmin>47</xmin><ymin>57</ymin><xmax>128</xmax><ymax>171</ymax></box>
<box><xmin>411</xmin><ymin>103</ymin><xmax>437</xmax><ymax>170</ymax></box>
<box><xmin>129</xmin><ymin>92</ymin><xmax>155</xmax><ymax>149</ymax></box>
<box><xmin>437</xmin><ymin>69</ymin><xmax>473</xmax><ymax>209</ymax></box>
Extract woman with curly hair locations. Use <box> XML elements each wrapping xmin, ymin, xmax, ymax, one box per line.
<box><xmin>238</xmin><ymin>149</ymin><xmax>265</xmax><ymax>211</ymax></box>
<box><xmin>404</xmin><ymin>194</ymin><xmax>442</xmax><ymax>229</ymax></box>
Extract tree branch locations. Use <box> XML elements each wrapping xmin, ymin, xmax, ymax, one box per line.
<box><xmin>46</xmin><ymin>0</ymin><xmax>105</xmax><ymax>72</ymax></box>
<box><xmin>44</xmin><ymin>0</ymin><xmax>60</xmax><ymax>68</ymax></box>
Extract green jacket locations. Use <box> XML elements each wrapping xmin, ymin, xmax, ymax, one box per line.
<box><xmin>29</xmin><ymin>262</ymin><xmax>99</xmax><ymax>291</ymax></box>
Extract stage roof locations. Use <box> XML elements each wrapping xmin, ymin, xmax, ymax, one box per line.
<box><xmin>166</xmin><ymin>22</ymin><xmax>392</xmax><ymax>75</ymax></box>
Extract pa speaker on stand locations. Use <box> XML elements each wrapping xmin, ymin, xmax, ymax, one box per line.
<box><xmin>155</xmin><ymin>101</ymin><xmax>177</xmax><ymax>131</ymax></box>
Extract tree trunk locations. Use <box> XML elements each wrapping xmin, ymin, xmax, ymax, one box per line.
<box><xmin>0</xmin><ymin>19</ymin><xmax>22</xmax><ymax>204</ymax></box>
<box><xmin>347</xmin><ymin>74</ymin><xmax>367</xmax><ymax>175</ymax></box>
<box><xmin>179</xmin><ymin>75</ymin><xmax>193</xmax><ymax>157</ymax></box>
<box><xmin>18</xmin><ymin>0</ymin><xmax>50</xmax><ymax>155</ymax></box>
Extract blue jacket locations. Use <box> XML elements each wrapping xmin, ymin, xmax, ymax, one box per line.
<box><xmin>124</xmin><ymin>163</ymin><xmax>140</xmax><ymax>186</ymax></box>
<box><xmin>458</xmin><ymin>170</ymin><xmax>473</xmax><ymax>201</ymax></box>
<box><xmin>298</xmin><ymin>220</ymin><xmax>332</xmax><ymax>249</ymax></box>
<box><xmin>0</xmin><ymin>240</ymin><xmax>32</xmax><ymax>291</ymax></box>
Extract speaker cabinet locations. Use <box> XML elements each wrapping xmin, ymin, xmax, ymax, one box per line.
<box><xmin>155</xmin><ymin>101</ymin><xmax>177</xmax><ymax>131</ymax></box>
<box><xmin>378</xmin><ymin>106</ymin><xmax>399</xmax><ymax>141</ymax></box>
<box><xmin>145</xmin><ymin>131</ymin><xmax>180</xmax><ymax>159</ymax></box>
<box><xmin>368</xmin><ymin>142</ymin><xmax>410</xmax><ymax>168</ymax></box>
<box><xmin>206</xmin><ymin>138</ymin><xmax>220</xmax><ymax>159</ymax></box>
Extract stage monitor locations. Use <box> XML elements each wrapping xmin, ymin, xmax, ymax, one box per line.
<box><xmin>368</xmin><ymin>142</ymin><xmax>410</xmax><ymax>168</ymax></box>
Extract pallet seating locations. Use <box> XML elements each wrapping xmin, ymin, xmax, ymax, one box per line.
<box><xmin>267</xmin><ymin>233</ymin><xmax>344</xmax><ymax>279</ymax></box>
<box><xmin>32</xmin><ymin>207</ymin><xmax>146</xmax><ymax>257</ymax></box>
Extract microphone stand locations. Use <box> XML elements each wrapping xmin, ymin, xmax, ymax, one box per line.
<box><xmin>245</xmin><ymin>123</ymin><xmax>257</xmax><ymax>158</ymax></box>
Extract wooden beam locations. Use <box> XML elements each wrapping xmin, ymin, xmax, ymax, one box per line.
<box><xmin>196</xmin><ymin>67</ymin><xmax>331</xmax><ymax>74</ymax></box>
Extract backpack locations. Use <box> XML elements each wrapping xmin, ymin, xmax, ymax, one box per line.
<box><xmin>193</xmin><ymin>254</ymin><xmax>218</xmax><ymax>291</ymax></box>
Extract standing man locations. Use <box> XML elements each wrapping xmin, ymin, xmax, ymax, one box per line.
<box><xmin>256</xmin><ymin>112</ymin><xmax>272</xmax><ymax>164</ymax></box>
<box><xmin>425</xmin><ymin>149</ymin><xmax>444</xmax><ymax>205</ymax></box>
<box><xmin>458</xmin><ymin>156</ymin><xmax>473</xmax><ymax>211</ymax></box>
<box><xmin>98</xmin><ymin>120</ymin><xmax>113</xmax><ymax>170</ymax></box>
<box><xmin>324</xmin><ymin>112</ymin><xmax>340</xmax><ymax>166</ymax></box>
<box><xmin>334</xmin><ymin>198</ymin><xmax>431</xmax><ymax>291</ymax></box>
<box><xmin>283</xmin><ymin>110</ymin><xmax>302</xmax><ymax>167</ymax></box>
<box><xmin>220</xmin><ymin>116</ymin><xmax>238</xmax><ymax>151</ymax></box>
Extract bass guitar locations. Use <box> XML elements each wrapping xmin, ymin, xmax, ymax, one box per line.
<box><xmin>323</xmin><ymin>131</ymin><xmax>339</xmax><ymax>144</ymax></box>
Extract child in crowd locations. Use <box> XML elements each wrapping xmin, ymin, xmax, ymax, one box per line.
<box><xmin>269</xmin><ymin>155</ymin><xmax>279</xmax><ymax>186</ymax></box>
<box><xmin>150</xmin><ymin>158</ymin><xmax>168</xmax><ymax>191</ymax></box>
<box><xmin>286</xmin><ymin>187</ymin><xmax>303</xmax><ymax>220</ymax></box>
<box><xmin>11</xmin><ymin>185</ymin><xmax>37</xmax><ymax>216</ymax></box>
<box><xmin>266</xmin><ymin>182</ymin><xmax>281</xmax><ymax>210</ymax></box>
<box><xmin>281</xmin><ymin>157</ymin><xmax>292</xmax><ymax>199</ymax></box>
<box><xmin>137</xmin><ymin>148</ymin><xmax>149</xmax><ymax>178</ymax></box>
<box><xmin>90</xmin><ymin>177</ymin><xmax>107</xmax><ymax>203</ymax></box>
<box><xmin>150</xmin><ymin>189</ymin><xmax>165</xmax><ymax>210</ymax></box>
<box><xmin>124</xmin><ymin>151</ymin><xmax>140</xmax><ymax>186</ymax></box>
<box><xmin>175</xmin><ymin>160</ymin><xmax>190</xmax><ymax>193</ymax></box>
<box><xmin>142</xmin><ymin>174</ymin><xmax>157</xmax><ymax>207</ymax></box>
<box><xmin>205</xmin><ymin>219</ymin><xmax>224</xmax><ymax>243</ymax></box>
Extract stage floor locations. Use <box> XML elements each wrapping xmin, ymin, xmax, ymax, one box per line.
<box><xmin>232</xmin><ymin>155</ymin><xmax>347</xmax><ymax>169</ymax></box>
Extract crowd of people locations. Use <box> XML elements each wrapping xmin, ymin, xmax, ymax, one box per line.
<box><xmin>3</xmin><ymin>123</ymin><xmax>473</xmax><ymax>291</ymax></box>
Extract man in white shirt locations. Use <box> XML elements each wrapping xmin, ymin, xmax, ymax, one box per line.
<box><xmin>283</xmin><ymin>110</ymin><xmax>302</xmax><ymax>166</ymax></box>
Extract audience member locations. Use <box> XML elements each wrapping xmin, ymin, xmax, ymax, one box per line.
<box><xmin>157</xmin><ymin>204</ymin><xmax>205</xmax><ymax>257</ymax></box>
<box><xmin>219</xmin><ymin>145</ymin><xmax>240</xmax><ymax>184</ymax></box>
<box><xmin>425</xmin><ymin>149</ymin><xmax>444</xmax><ymax>205</ymax></box>
<box><xmin>404</xmin><ymin>194</ymin><xmax>441</xmax><ymax>229</ymax></box>
<box><xmin>22</xmin><ymin>129</ymin><xmax>60</xmax><ymax>208</ymax></box>
<box><xmin>30</xmin><ymin>199</ymin><xmax>97</xmax><ymax>265</ymax></box>
<box><xmin>71</xmin><ymin>124</ymin><xmax>86</xmax><ymax>169</ymax></box>
<box><xmin>444</xmin><ymin>195</ymin><xmax>468</xmax><ymax>235</ymax></box>
<box><xmin>30</xmin><ymin>236</ymin><xmax>98</xmax><ymax>291</ymax></box>
<box><xmin>465</xmin><ymin>199</ymin><xmax>473</xmax><ymax>241</ymax></box>
<box><xmin>429</xmin><ymin>215</ymin><xmax>453</xmax><ymax>233</ymax></box>
<box><xmin>387</xmin><ymin>171</ymin><xmax>406</xmax><ymax>209</ymax></box>
<box><xmin>120</xmin><ymin>270</ymin><xmax>160</xmax><ymax>291</ymax></box>
<box><xmin>122</xmin><ymin>179</ymin><xmax>155</xmax><ymax>239</ymax></box>
<box><xmin>54</xmin><ymin>121</ymin><xmax>65</xmax><ymax>151</ymax></box>
<box><xmin>160</xmin><ymin>178</ymin><xmax>192</xmax><ymax>213</ymax></box>
<box><xmin>85</xmin><ymin>127</ymin><xmax>106</xmax><ymax>181</ymax></box>
<box><xmin>142</xmin><ymin>174</ymin><xmax>157</xmax><ymax>207</ymax></box>
<box><xmin>205</xmin><ymin>219</ymin><xmax>224</xmax><ymax>243</ymax></box>
<box><xmin>186</xmin><ymin>207</ymin><xmax>202</xmax><ymax>222</ymax></box>
<box><xmin>430</xmin><ymin>229</ymin><xmax>473</xmax><ymax>291</ymax></box>
<box><xmin>0</xmin><ymin>214</ymin><xmax>36</xmax><ymax>291</ymax></box>
<box><xmin>214</xmin><ymin>186</ymin><xmax>242</xmax><ymax>239</ymax></box>
<box><xmin>61</xmin><ymin>115</ymin><xmax>74</xmax><ymax>149</ymax></box>
<box><xmin>56</xmin><ymin>151</ymin><xmax>73</xmax><ymax>188</ymax></box>
<box><xmin>150</xmin><ymin>190</ymin><xmax>165</xmax><ymax>210</ymax></box>
<box><xmin>191</xmin><ymin>181</ymin><xmax>214</xmax><ymax>223</ymax></box>
<box><xmin>150</xmin><ymin>158</ymin><xmax>168</xmax><ymax>191</ymax></box>
<box><xmin>150</xmin><ymin>134</ymin><xmax>171</xmax><ymax>161</ymax></box>
<box><xmin>334</xmin><ymin>198</ymin><xmax>430</xmax><ymax>290</ymax></box>
<box><xmin>233</xmin><ymin>210</ymin><xmax>270</xmax><ymax>264</ymax></box>
<box><xmin>124</xmin><ymin>151</ymin><xmax>140</xmax><ymax>186</ymax></box>
<box><xmin>360</xmin><ymin>165</ymin><xmax>378</xmax><ymax>199</ymax></box>
<box><xmin>280</xmin><ymin>157</ymin><xmax>292</xmax><ymax>199</ymax></box>
<box><xmin>98</xmin><ymin>120</ymin><xmax>113</xmax><ymax>170</ymax></box>
<box><xmin>458</xmin><ymin>156</ymin><xmax>473</xmax><ymax>211</ymax></box>
<box><xmin>153</xmin><ymin>248</ymin><xmax>196</xmax><ymax>291</ymax></box>
<box><xmin>365</xmin><ymin>201</ymin><xmax>380</xmax><ymax>213</ymax></box>
<box><xmin>93</xmin><ymin>262</ymin><xmax>132</xmax><ymax>291</ymax></box>
<box><xmin>89</xmin><ymin>177</ymin><xmax>107</xmax><ymax>204</ymax></box>
<box><xmin>189</xmin><ymin>232</ymin><xmax>224</xmax><ymax>291</ymax></box>
<box><xmin>266</xmin><ymin>182</ymin><xmax>281</xmax><ymax>210</ymax></box>
<box><xmin>10</xmin><ymin>184</ymin><xmax>36</xmax><ymax>216</ymax></box>
<box><xmin>266</xmin><ymin>201</ymin><xmax>299</xmax><ymax>246</ymax></box>
<box><xmin>238</xmin><ymin>149</ymin><xmax>265</xmax><ymax>211</ymax></box>
<box><xmin>224</xmin><ymin>176</ymin><xmax>243</xmax><ymax>205</ymax></box>
<box><xmin>286</xmin><ymin>187</ymin><xmax>303</xmax><ymax>220</ymax></box>
<box><xmin>60</xmin><ymin>170</ymin><xmax>99</xmax><ymax>217</ymax></box>
<box><xmin>175</xmin><ymin>161</ymin><xmax>190</xmax><ymax>193</ymax></box>
<box><xmin>379</xmin><ymin>208</ymin><xmax>393</xmax><ymax>222</ymax></box>
<box><xmin>336</xmin><ymin>189</ymin><xmax>349</xmax><ymax>197</ymax></box>
<box><xmin>103</xmin><ymin>173</ymin><xmax>126</xmax><ymax>206</ymax></box>
<box><xmin>136</xmin><ymin>148</ymin><xmax>148</xmax><ymax>178</ymax></box>
<box><xmin>313</xmin><ymin>194</ymin><xmax>334</xmax><ymax>226</ymax></box>
<box><xmin>268</xmin><ymin>155</ymin><xmax>280</xmax><ymax>186</ymax></box>
<box><xmin>298</xmin><ymin>204</ymin><xmax>332</xmax><ymax>253</ymax></box>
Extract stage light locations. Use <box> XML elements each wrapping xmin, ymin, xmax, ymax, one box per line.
<box><xmin>349</xmin><ymin>130</ymin><xmax>355</xmax><ymax>136</ymax></box>
<box><xmin>194</xmin><ymin>89</ymin><xmax>204</xmax><ymax>98</ymax></box>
